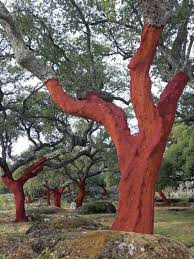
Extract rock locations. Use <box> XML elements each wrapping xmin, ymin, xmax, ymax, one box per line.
<box><xmin>52</xmin><ymin>230</ymin><xmax>194</xmax><ymax>259</ymax></box>
<box><xmin>26</xmin><ymin>215</ymin><xmax>101</xmax><ymax>237</ymax></box>
<box><xmin>43</xmin><ymin>218</ymin><xmax>50</xmax><ymax>222</ymax></box>
<box><xmin>77</xmin><ymin>202</ymin><xmax>116</xmax><ymax>214</ymax></box>
<box><xmin>70</xmin><ymin>202</ymin><xmax>76</xmax><ymax>209</ymax></box>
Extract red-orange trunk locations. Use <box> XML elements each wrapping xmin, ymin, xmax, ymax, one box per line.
<box><xmin>76</xmin><ymin>178</ymin><xmax>85</xmax><ymax>209</ymax></box>
<box><xmin>112</xmin><ymin>140</ymin><xmax>165</xmax><ymax>234</ymax></box>
<box><xmin>158</xmin><ymin>191</ymin><xmax>170</xmax><ymax>206</ymax></box>
<box><xmin>52</xmin><ymin>191</ymin><xmax>62</xmax><ymax>208</ymax></box>
<box><xmin>14</xmin><ymin>187</ymin><xmax>28</xmax><ymax>222</ymax></box>
<box><xmin>2</xmin><ymin>177</ymin><xmax>27</xmax><ymax>222</ymax></box>
<box><xmin>11</xmin><ymin>182</ymin><xmax>27</xmax><ymax>222</ymax></box>
<box><xmin>45</xmin><ymin>25</ymin><xmax>189</xmax><ymax>234</ymax></box>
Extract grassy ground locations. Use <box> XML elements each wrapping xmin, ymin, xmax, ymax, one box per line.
<box><xmin>154</xmin><ymin>208</ymin><xmax>194</xmax><ymax>246</ymax></box>
<box><xmin>83</xmin><ymin>207</ymin><xmax>194</xmax><ymax>247</ymax></box>
<box><xmin>0</xmin><ymin>195</ymin><xmax>193</xmax><ymax>258</ymax></box>
<box><xmin>0</xmin><ymin>194</ymin><xmax>15</xmax><ymax>210</ymax></box>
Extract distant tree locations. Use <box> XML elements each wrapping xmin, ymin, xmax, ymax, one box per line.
<box><xmin>0</xmin><ymin>80</ymin><xmax>67</xmax><ymax>221</ymax></box>
<box><xmin>1</xmin><ymin>154</ymin><xmax>51</xmax><ymax>221</ymax></box>
<box><xmin>176</xmin><ymin>92</ymin><xmax>194</xmax><ymax>124</ymax></box>
<box><xmin>157</xmin><ymin>124</ymin><xmax>194</xmax><ymax>194</ymax></box>
<box><xmin>57</xmin><ymin>146</ymin><xmax>107</xmax><ymax>208</ymax></box>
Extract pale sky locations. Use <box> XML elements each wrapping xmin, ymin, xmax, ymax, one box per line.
<box><xmin>12</xmin><ymin>136</ymin><xmax>30</xmax><ymax>156</ymax></box>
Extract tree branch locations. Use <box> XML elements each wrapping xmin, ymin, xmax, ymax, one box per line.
<box><xmin>129</xmin><ymin>25</ymin><xmax>162</xmax><ymax>131</ymax></box>
<box><xmin>46</xmin><ymin>80</ymin><xmax>131</xmax><ymax>149</ymax></box>
<box><xmin>156</xmin><ymin>71</ymin><xmax>189</xmax><ymax>135</ymax></box>
<box><xmin>18</xmin><ymin>157</ymin><xmax>47</xmax><ymax>185</ymax></box>
<box><xmin>0</xmin><ymin>1</ymin><xmax>54</xmax><ymax>81</ymax></box>
<box><xmin>0</xmin><ymin>2</ymin><xmax>131</xmax><ymax>151</ymax></box>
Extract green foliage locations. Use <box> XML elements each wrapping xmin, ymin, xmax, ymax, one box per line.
<box><xmin>157</xmin><ymin>123</ymin><xmax>194</xmax><ymax>190</ymax></box>
<box><xmin>38</xmin><ymin>249</ymin><xmax>55</xmax><ymax>259</ymax></box>
<box><xmin>155</xmin><ymin>210</ymin><xmax>194</xmax><ymax>246</ymax></box>
<box><xmin>0</xmin><ymin>194</ymin><xmax>15</xmax><ymax>210</ymax></box>
<box><xmin>6</xmin><ymin>65</ymin><xmax>22</xmax><ymax>74</ymax></box>
<box><xmin>0</xmin><ymin>182</ymin><xmax>9</xmax><ymax>194</ymax></box>
<box><xmin>104</xmin><ymin>170</ymin><xmax>120</xmax><ymax>187</ymax></box>
<box><xmin>0</xmin><ymin>256</ymin><xmax>11</xmax><ymax>259</ymax></box>
<box><xmin>179</xmin><ymin>92</ymin><xmax>194</xmax><ymax>123</ymax></box>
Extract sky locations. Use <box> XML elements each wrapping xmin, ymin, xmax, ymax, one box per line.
<box><xmin>12</xmin><ymin>136</ymin><xmax>30</xmax><ymax>156</ymax></box>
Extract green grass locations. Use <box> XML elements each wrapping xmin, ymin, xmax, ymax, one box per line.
<box><xmin>0</xmin><ymin>194</ymin><xmax>15</xmax><ymax>210</ymax></box>
<box><xmin>154</xmin><ymin>209</ymin><xmax>194</xmax><ymax>246</ymax></box>
<box><xmin>0</xmin><ymin>194</ymin><xmax>194</xmax><ymax>248</ymax></box>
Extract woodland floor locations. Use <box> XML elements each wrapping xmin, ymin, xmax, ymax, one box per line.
<box><xmin>0</xmin><ymin>203</ymin><xmax>194</xmax><ymax>258</ymax></box>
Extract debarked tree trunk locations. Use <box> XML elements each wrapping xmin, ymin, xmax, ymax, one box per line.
<box><xmin>10</xmin><ymin>181</ymin><xmax>27</xmax><ymax>222</ymax></box>
<box><xmin>52</xmin><ymin>190</ymin><xmax>62</xmax><ymax>208</ymax></box>
<box><xmin>158</xmin><ymin>191</ymin><xmax>171</xmax><ymax>206</ymax></box>
<box><xmin>76</xmin><ymin>177</ymin><xmax>85</xmax><ymax>209</ymax></box>
<box><xmin>112</xmin><ymin>139</ymin><xmax>165</xmax><ymax>234</ymax></box>
<box><xmin>1</xmin><ymin>176</ymin><xmax>27</xmax><ymax>222</ymax></box>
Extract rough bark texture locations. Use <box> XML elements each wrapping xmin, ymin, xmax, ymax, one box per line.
<box><xmin>0</xmin><ymin>2</ymin><xmax>54</xmax><ymax>81</ymax></box>
<box><xmin>158</xmin><ymin>191</ymin><xmax>171</xmax><ymax>206</ymax></box>
<box><xmin>142</xmin><ymin>0</ymin><xmax>175</xmax><ymax>27</ymax></box>
<box><xmin>1</xmin><ymin>158</ymin><xmax>47</xmax><ymax>222</ymax></box>
<box><xmin>76</xmin><ymin>177</ymin><xmax>85</xmax><ymax>209</ymax></box>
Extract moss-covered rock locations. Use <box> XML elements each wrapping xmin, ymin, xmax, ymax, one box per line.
<box><xmin>77</xmin><ymin>202</ymin><xmax>116</xmax><ymax>214</ymax></box>
<box><xmin>52</xmin><ymin>230</ymin><xmax>194</xmax><ymax>259</ymax></box>
<box><xmin>26</xmin><ymin>215</ymin><xmax>101</xmax><ymax>237</ymax></box>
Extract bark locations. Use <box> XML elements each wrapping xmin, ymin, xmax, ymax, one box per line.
<box><xmin>52</xmin><ymin>191</ymin><xmax>61</xmax><ymax>208</ymax></box>
<box><xmin>142</xmin><ymin>0</ymin><xmax>175</xmax><ymax>27</ymax></box>
<box><xmin>18</xmin><ymin>158</ymin><xmax>47</xmax><ymax>185</ymax></box>
<box><xmin>112</xmin><ymin>145</ymin><xmax>164</xmax><ymax>233</ymax></box>
<box><xmin>158</xmin><ymin>191</ymin><xmax>171</xmax><ymax>206</ymax></box>
<box><xmin>52</xmin><ymin>188</ymin><xmax>64</xmax><ymax>208</ymax></box>
<box><xmin>76</xmin><ymin>177</ymin><xmax>85</xmax><ymax>209</ymax></box>
<box><xmin>12</xmin><ymin>182</ymin><xmax>27</xmax><ymax>222</ymax></box>
<box><xmin>1</xmin><ymin>171</ymin><xmax>27</xmax><ymax>222</ymax></box>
